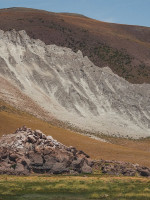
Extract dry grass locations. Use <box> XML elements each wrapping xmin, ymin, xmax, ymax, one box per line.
<box><xmin>0</xmin><ymin>100</ymin><xmax>150</xmax><ymax>167</ymax></box>
<box><xmin>0</xmin><ymin>7</ymin><xmax>150</xmax><ymax>84</ymax></box>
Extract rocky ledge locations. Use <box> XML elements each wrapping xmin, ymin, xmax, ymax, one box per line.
<box><xmin>0</xmin><ymin>126</ymin><xmax>93</xmax><ymax>175</ymax></box>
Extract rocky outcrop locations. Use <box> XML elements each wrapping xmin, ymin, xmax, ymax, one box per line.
<box><xmin>0</xmin><ymin>126</ymin><xmax>93</xmax><ymax>175</ymax></box>
<box><xmin>94</xmin><ymin>160</ymin><xmax>150</xmax><ymax>177</ymax></box>
<box><xmin>1</xmin><ymin>127</ymin><xmax>150</xmax><ymax>177</ymax></box>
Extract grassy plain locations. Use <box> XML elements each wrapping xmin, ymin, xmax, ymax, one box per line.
<box><xmin>0</xmin><ymin>175</ymin><xmax>150</xmax><ymax>200</ymax></box>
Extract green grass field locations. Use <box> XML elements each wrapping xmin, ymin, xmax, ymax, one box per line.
<box><xmin>0</xmin><ymin>175</ymin><xmax>150</xmax><ymax>200</ymax></box>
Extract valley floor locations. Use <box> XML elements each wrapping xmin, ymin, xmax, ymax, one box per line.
<box><xmin>1</xmin><ymin>101</ymin><xmax>150</xmax><ymax>200</ymax></box>
<box><xmin>0</xmin><ymin>175</ymin><xmax>150</xmax><ymax>200</ymax></box>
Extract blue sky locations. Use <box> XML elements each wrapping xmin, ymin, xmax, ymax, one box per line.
<box><xmin>0</xmin><ymin>0</ymin><xmax>150</xmax><ymax>27</ymax></box>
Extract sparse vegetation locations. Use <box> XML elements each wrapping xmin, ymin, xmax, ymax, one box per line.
<box><xmin>0</xmin><ymin>175</ymin><xmax>150</xmax><ymax>200</ymax></box>
<box><xmin>0</xmin><ymin>7</ymin><xmax>150</xmax><ymax>84</ymax></box>
<box><xmin>92</xmin><ymin>44</ymin><xmax>133</xmax><ymax>80</ymax></box>
<box><xmin>0</xmin><ymin>99</ymin><xmax>150</xmax><ymax>167</ymax></box>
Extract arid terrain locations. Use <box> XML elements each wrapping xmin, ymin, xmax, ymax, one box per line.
<box><xmin>0</xmin><ymin>7</ymin><xmax>150</xmax><ymax>84</ymax></box>
<box><xmin>1</xmin><ymin>100</ymin><xmax>150</xmax><ymax>167</ymax></box>
<box><xmin>0</xmin><ymin>7</ymin><xmax>150</xmax><ymax>171</ymax></box>
<box><xmin>0</xmin><ymin>30</ymin><xmax>149</xmax><ymax>138</ymax></box>
<box><xmin>1</xmin><ymin>6</ymin><xmax>150</xmax><ymax>200</ymax></box>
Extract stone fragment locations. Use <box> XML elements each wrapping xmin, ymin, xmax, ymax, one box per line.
<box><xmin>81</xmin><ymin>162</ymin><xmax>92</xmax><ymax>174</ymax></box>
<box><xmin>27</xmin><ymin>135</ymin><xmax>36</xmax><ymax>143</ymax></box>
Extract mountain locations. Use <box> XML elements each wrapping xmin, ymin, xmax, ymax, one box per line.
<box><xmin>0</xmin><ymin>7</ymin><xmax>150</xmax><ymax>84</ymax></box>
<box><xmin>0</xmin><ymin>29</ymin><xmax>149</xmax><ymax>138</ymax></box>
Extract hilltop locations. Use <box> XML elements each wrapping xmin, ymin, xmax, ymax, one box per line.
<box><xmin>0</xmin><ymin>7</ymin><xmax>150</xmax><ymax>83</ymax></box>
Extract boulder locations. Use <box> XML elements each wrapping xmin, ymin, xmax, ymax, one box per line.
<box><xmin>44</xmin><ymin>156</ymin><xmax>57</xmax><ymax>167</ymax></box>
<box><xmin>138</xmin><ymin>168</ymin><xmax>150</xmax><ymax>177</ymax></box>
<box><xmin>15</xmin><ymin>163</ymin><xmax>25</xmax><ymax>172</ymax></box>
<box><xmin>51</xmin><ymin>162</ymin><xmax>68</xmax><ymax>174</ymax></box>
<box><xmin>27</xmin><ymin>135</ymin><xmax>36</xmax><ymax>143</ymax></box>
<box><xmin>9</xmin><ymin>153</ymin><xmax>18</xmax><ymax>161</ymax></box>
<box><xmin>43</xmin><ymin>146</ymin><xmax>53</xmax><ymax>155</ymax></box>
<box><xmin>28</xmin><ymin>151</ymin><xmax>43</xmax><ymax>166</ymax></box>
<box><xmin>71</xmin><ymin>157</ymin><xmax>83</xmax><ymax>169</ymax></box>
<box><xmin>81</xmin><ymin>162</ymin><xmax>92</xmax><ymax>174</ymax></box>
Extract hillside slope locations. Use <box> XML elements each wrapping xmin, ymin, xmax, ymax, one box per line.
<box><xmin>0</xmin><ymin>7</ymin><xmax>150</xmax><ymax>83</ymax></box>
<box><xmin>1</xmin><ymin>100</ymin><xmax>150</xmax><ymax>167</ymax></box>
<box><xmin>0</xmin><ymin>30</ymin><xmax>149</xmax><ymax>138</ymax></box>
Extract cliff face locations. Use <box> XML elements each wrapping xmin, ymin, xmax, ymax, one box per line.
<box><xmin>0</xmin><ymin>30</ymin><xmax>150</xmax><ymax>138</ymax></box>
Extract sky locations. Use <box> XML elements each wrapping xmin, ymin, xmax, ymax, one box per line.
<box><xmin>0</xmin><ymin>0</ymin><xmax>150</xmax><ymax>27</ymax></box>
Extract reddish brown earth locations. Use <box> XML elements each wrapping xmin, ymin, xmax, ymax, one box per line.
<box><xmin>1</xmin><ymin>100</ymin><xmax>150</xmax><ymax>168</ymax></box>
<box><xmin>0</xmin><ymin>7</ymin><xmax>150</xmax><ymax>83</ymax></box>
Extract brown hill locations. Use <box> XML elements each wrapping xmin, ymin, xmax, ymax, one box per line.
<box><xmin>0</xmin><ymin>7</ymin><xmax>150</xmax><ymax>83</ymax></box>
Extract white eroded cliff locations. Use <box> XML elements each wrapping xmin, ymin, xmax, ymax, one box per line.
<box><xmin>0</xmin><ymin>30</ymin><xmax>150</xmax><ymax>138</ymax></box>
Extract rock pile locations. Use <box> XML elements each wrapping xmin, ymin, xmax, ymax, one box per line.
<box><xmin>1</xmin><ymin>126</ymin><xmax>150</xmax><ymax>177</ymax></box>
<box><xmin>0</xmin><ymin>126</ymin><xmax>93</xmax><ymax>175</ymax></box>
<box><xmin>94</xmin><ymin>160</ymin><xmax>150</xmax><ymax>177</ymax></box>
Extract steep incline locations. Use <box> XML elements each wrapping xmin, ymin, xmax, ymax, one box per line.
<box><xmin>0</xmin><ymin>30</ymin><xmax>149</xmax><ymax>138</ymax></box>
<box><xmin>0</xmin><ymin>7</ymin><xmax>150</xmax><ymax>84</ymax></box>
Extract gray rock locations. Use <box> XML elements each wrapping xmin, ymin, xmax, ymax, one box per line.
<box><xmin>27</xmin><ymin>135</ymin><xmax>36</xmax><ymax>143</ymax></box>
<box><xmin>9</xmin><ymin>153</ymin><xmax>18</xmax><ymax>161</ymax></box>
<box><xmin>94</xmin><ymin>160</ymin><xmax>150</xmax><ymax>177</ymax></box>
<box><xmin>0</xmin><ymin>127</ymin><xmax>92</xmax><ymax>175</ymax></box>
<box><xmin>28</xmin><ymin>152</ymin><xmax>43</xmax><ymax>166</ymax></box>
<box><xmin>138</xmin><ymin>168</ymin><xmax>150</xmax><ymax>177</ymax></box>
<box><xmin>51</xmin><ymin>162</ymin><xmax>69</xmax><ymax>174</ymax></box>
<box><xmin>81</xmin><ymin>162</ymin><xmax>92</xmax><ymax>174</ymax></box>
